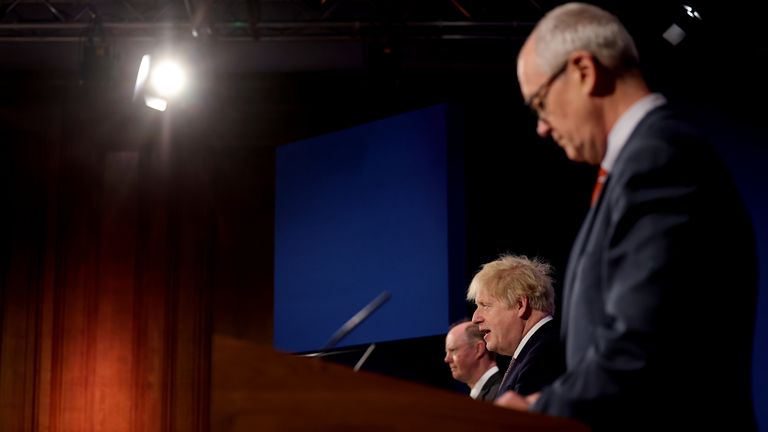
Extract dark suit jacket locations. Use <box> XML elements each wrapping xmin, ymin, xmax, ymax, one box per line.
<box><xmin>476</xmin><ymin>369</ymin><xmax>502</xmax><ymax>402</ymax></box>
<box><xmin>532</xmin><ymin>105</ymin><xmax>758</xmax><ymax>431</ymax></box>
<box><xmin>497</xmin><ymin>319</ymin><xmax>564</xmax><ymax>397</ymax></box>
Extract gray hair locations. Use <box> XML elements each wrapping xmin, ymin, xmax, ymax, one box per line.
<box><xmin>531</xmin><ymin>2</ymin><xmax>639</xmax><ymax>75</ymax></box>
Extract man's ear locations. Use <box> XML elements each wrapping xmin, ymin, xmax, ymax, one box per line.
<box><xmin>474</xmin><ymin>341</ymin><xmax>485</xmax><ymax>360</ymax></box>
<box><xmin>516</xmin><ymin>296</ymin><xmax>530</xmax><ymax>318</ymax></box>
<box><xmin>573</xmin><ymin>50</ymin><xmax>615</xmax><ymax>97</ymax></box>
<box><xmin>569</xmin><ymin>50</ymin><xmax>599</xmax><ymax>96</ymax></box>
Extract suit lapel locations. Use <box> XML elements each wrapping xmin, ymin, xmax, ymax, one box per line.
<box><xmin>497</xmin><ymin>358</ymin><xmax>518</xmax><ymax>395</ymax></box>
<box><xmin>561</xmin><ymin>177</ymin><xmax>611</xmax><ymax>339</ymax></box>
<box><xmin>562</xmin><ymin>204</ymin><xmax>597</xmax><ymax>337</ymax></box>
<box><xmin>479</xmin><ymin>372</ymin><xmax>499</xmax><ymax>401</ymax></box>
<box><xmin>499</xmin><ymin>320</ymin><xmax>553</xmax><ymax>393</ymax></box>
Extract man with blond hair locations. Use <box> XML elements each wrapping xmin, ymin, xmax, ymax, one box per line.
<box><xmin>467</xmin><ymin>254</ymin><xmax>563</xmax><ymax>398</ymax></box>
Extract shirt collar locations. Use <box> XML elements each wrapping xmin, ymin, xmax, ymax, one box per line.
<box><xmin>513</xmin><ymin>315</ymin><xmax>553</xmax><ymax>360</ymax></box>
<box><xmin>470</xmin><ymin>365</ymin><xmax>500</xmax><ymax>399</ymax></box>
<box><xmin>603</xmin><ymin>93</ymin><xmax>667</xmax><ymax>172</ymax></box>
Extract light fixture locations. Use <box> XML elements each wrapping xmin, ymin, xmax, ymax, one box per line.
<box><xmin>683</xmin><ymin>5</ymin><xmax>702</xmax><ymax>20</ymax></box>
<box><xmin>663</xmin><ymin>4</ymin><xmax>704</xmax><ymax>46</ymax></box>
<box><xmin>133</xmin><ymin>54</ymin><xmax>189</xmax><ymax>112</ymax></box>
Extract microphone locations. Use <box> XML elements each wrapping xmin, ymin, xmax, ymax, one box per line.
<box><xmin>321</xmin><ymin>291</ymin><xmax>391</xmax><ymax>351</ymax></box>
<box><xmin>353</xmin><ymin>343</ymin><xmax>377</xmax><ymax>372</ymax></box>
<box><xmin>299</xmin><ymin>291</ymin><xmax>391</xmax><ymax>371</ymax></box>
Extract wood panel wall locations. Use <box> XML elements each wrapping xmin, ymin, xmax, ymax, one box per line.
<box><xmin>0</xmin><ymin>88</ymin><xmax>234</xmax><ymax>431</ymax></box>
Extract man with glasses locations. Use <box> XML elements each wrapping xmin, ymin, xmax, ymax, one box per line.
<box><xmin>444</xmin><ymin>320</ymin><xmax>501</xmax><ymax>401</ymax></box>
<box><xmin>501</xmin><ymin>3</ymin><xmax>758</xmax><ymax>432</ymax></box>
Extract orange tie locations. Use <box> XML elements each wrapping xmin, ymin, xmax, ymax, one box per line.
<box><xmin>591</xmin><ymin>167</ymin><xmax>608</xmax><ymax>207</ymax></box>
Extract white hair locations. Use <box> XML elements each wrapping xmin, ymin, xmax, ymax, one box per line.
<box><xmin>531</xmin><ymin>2</ymin><xmax>640</xmax><ymax>75</ymax></box>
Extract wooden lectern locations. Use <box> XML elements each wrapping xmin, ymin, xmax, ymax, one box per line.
<box><xmin>213</xmin><ymin>335</ymin><xmax>589</xmax><ymax>431</ymax></box>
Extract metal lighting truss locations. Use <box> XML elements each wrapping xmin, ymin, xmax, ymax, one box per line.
<box><xmin>0</xmin><ymin>0</ymin><xmax>541</xmax><ymax>42</ymax></box>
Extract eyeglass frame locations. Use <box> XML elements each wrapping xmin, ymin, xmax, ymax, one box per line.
<box><xmin>524</xmin><ymin>61</ymin><xmax>568</xmax><ymax>119</ymax></box>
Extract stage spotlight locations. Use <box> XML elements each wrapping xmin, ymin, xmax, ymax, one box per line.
<box><xmin>133</xmin><ymin>54</ymin><xmax>189</xmax><ymax>112</ymax></box>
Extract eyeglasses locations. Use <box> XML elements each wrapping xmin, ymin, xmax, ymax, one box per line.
<box><xmin>524</xmin><ymin>62</ymin><xmax>568</xmax><ymax>119</ymax></box>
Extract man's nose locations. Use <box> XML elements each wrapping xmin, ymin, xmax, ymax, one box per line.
<box><xmin>537</xmin><ymin>117</ymin><xmax>552</xmax><ymax>137</ymax></box>
<box><xmin>471</xmin><ymin>309</ymin><xmax>481</xmax><ymax>323</ymax></box>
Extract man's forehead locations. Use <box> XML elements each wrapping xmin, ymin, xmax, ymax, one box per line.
<box><xmin>446</xmin><ymin>327</ymin><xmax>466</xmax><ymax>345</ymax></box>
<box><xmin>475</xmin><ymin>289</ymin><xmax>495</xmax><ymax>302</ymax></box>
<box><xmin>518</xmin><ymin>39</ymin><xmax>546</xmax><ymax>95</ymax></box>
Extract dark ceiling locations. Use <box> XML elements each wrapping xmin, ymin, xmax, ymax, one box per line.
<box><xmin>0</xmin><ymin>0</ymin><xmax>545</xmax><ymax>42</ymax></box>
<box><xmin>2</xmin><ymin>0</ymin><xmax>765</xmax><ymax>73</ymax></box>
<box><xmin>1</xmin><ymin>0</ymin><xmax>767</xmax><ymax>142</ymax></box>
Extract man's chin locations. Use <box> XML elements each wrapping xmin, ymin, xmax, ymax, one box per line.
<box><xmin>563</xmin><ymin>147</ymin><xmax>583</xmax><ymax>163</ymax></box>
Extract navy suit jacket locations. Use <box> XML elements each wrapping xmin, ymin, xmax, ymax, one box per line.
<box><xmin>532</xmin><ymin>105</ymin><xmax>758</xmax><ymax>431</ymax></box>
<box><xmin>476</xmin><ymin>369</ymin><xmax>502</xmax><ymax>402</ymax></box>
<box><xmin>497</xmin><ymin>319</ymin><xmax>564</xmax><ymax>397</ymax></box>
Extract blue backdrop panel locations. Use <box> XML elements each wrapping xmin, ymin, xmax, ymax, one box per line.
<box><xmin>274</xmin><ymin>104</ymin><xmax>456</xmax><ymax>353</ymax></box>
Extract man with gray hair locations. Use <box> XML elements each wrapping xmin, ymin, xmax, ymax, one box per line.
<box><xmin>511</xmin><ymin>2</ymin><xmax>757</xmax><ymax>431</ymax></box>
<box><xmin>467</xmin><ymin>254</ymin><xmax>563</xmax><ymax>399</ymax></box>
<box><xmin>443</xmin><ymin>320</ymin><xmax>501</xmax><ymax>402</ymax></box>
